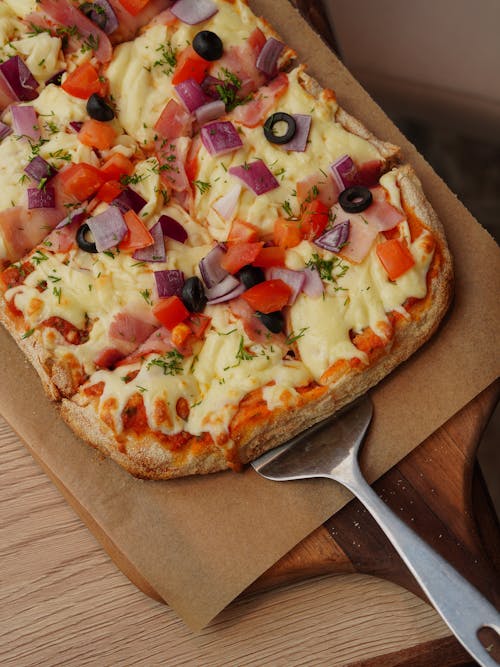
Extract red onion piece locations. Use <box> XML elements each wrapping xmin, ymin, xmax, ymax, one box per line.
<box><xmin>200</xmin><ymin>121</ymin><xmax>243</xmax><ymax>156</ymax></box>
<box><xmin>24</xmin><ymin>156</ymin><xmax>55</xmax><ymax>183</ymax></box>
<box><xmin>154</xmin><ymin>270</ymin><xmax>185</xmax><ymax>298</ymax></box>
<box><xmin>170</xmin><ymin>0</ymin><xmax>218</xmax><ymax>25</ymax></box>
<box><xmin>12</xmin><ymin>105</ymin><xmax>40</xmax><ymax>140</ymax></box>
<box><xmin>212</xmin><ymin>183</ymin><xmax>241</xmax><ymax>221</ymax></box>
<box><xmin>82</xmin><ymin>0</ymin><xmax>118</xmax><ymax>34</ymax></box>
<box><xmin>199</xmin><ymin>244</ymin><xmax>228</xmax><ymax>288</ymax></box>
<box><xmin>207</xmin><ymin>282</ymin><xmax>245</xmax><ymax>305</ymax></box>
<box><xmin>133</xmin><ymin>221</ymin><xmax>166</xmax><ymax>262</ymax></box>
<box><xmin>0</xmin><ymin>56</ymin><xmax>38</xmax><ymax>102</ymax></box>
<box><xmin>302</xmin><ymin>267</ymin><xmax>323</xmax><ymax>298</ymax></box>
<box><xmin>256</xmin><ymin>38</ymin><xmax>285</xmax><ymax>77</ymax></box>
<box><xmin>281</xmin><ymin>114</ymin><xmax>311</xmax><ymax>152</ymax></box>
<box><xmin>55</xmin><ymin>205</ymin><xmax>87</xmax><ymax>229</ymax></box>
<box><xmin>45</xmin><ymin>70</ymin><xmax>65</xmax><ymax>87</ymax></box>
<box><xmin>87</xmin><ymin>207</ymin><xmax>127</xmax><ymax>252</ymax></box>
<box><xmin>111</xmin><ymin>187</ymin><xmax>146</xmax><ymax>214</ymax></box>
<box><xmin>205</xmin><ymin>273</ymin><xmax>240</xmax><ymax>300</ymax></box>
<box><xmin>266</xmin><ymin>267</ymin><xmax>305</xmax><ymax>305</ymax></box>
<box><xmin>201</xmin><ymin>75</ymin><xmax>223</xmax><ymax>100</ymax></box>
<box><xmin>175</xmin><ymin>78</ymin><xmax>210</xmax><ymax>113</ymax></box>
<box><xmin>27</xmin><ymin>186</ymin><xmax>56</xmax><ymax>209</ymax></box>
<box><xmin>314</xmin><ymin>220</ymin><xmax>350</xmax><ymax>253</ymax></box>
<box><xmin>159</xmin><ymin>214</ymin><xmax>188</xmax><ymax>244</ymax></box>
<box><xmin>68</xmin><ymin>121</ymin><xmax>83</xmax><ymax>133</ymax></box>
<box><xmin>195</xmin><ymin>99</ymin><xmax>225</xmax><ymax>125</ymax></box>
<box><xmin>229</xmin><ymin>160</ymin><xmax>279</xmax><ymax>195</ymax></box>
<box><xmin>0</xmin><ymin>121</ymin><xmax>12</xmax><ymax>142</ymax></box>
<box><xmin>331</xmin><ymin>155</ymin><xmax>358</xmax><ymax>190</ymax></box>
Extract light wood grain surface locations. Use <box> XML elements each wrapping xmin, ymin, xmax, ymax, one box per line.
<box><xmin>0</xmin><ymin>417</ymin><xmax>454</xmax><ymax>667</ymax></box>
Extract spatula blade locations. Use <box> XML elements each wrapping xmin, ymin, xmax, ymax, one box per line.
<box><xmin>251</xmin><ymin>395</ymin><xmax>373</xmax><ymax>481</ymax></box>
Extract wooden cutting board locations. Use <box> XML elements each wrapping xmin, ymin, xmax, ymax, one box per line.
<box><xmin>118</xmin><ymin>381</ymin><xmax>499</xmax><ymax>667</ymax></box>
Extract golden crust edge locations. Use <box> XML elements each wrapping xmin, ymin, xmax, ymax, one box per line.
<box><xmin>297</xmin><ymin>69</ymin><xmax>401</xmax><ymax>167</ymax></box>
<box><xmin>0</xmin><ymin>299</ymin><xmax>61</xmax><ymax>402</ymax></box>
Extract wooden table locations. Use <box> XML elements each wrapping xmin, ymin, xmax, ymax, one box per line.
<box><xmin>2</xmin><ymin>389</ymin><xmax>497</xmax><ymax>667</ymax></box>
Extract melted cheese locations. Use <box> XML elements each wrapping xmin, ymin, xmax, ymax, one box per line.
<box><xmin>107</xmin><ymin>1</ymin><xmax>275</xmax><ymax>146</ymax></box>
<box><xmin>195</xmin><ymin>68</ymin><xmax>382</xmax><ymax>239</ymax></box>
<box><xmin>8</xmin><ymin>250</ymin><xmax>157</xmax><ymax>372</ymax></box>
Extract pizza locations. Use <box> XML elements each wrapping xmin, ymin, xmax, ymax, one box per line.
<box><xmin>0</xmin><ymin>0</ymin><xmax>453</xmax><ymax>479</ymax></box>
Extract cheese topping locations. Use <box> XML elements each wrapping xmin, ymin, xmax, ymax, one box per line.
<box><xmin>107</xmin><ymin>1</ymin><xmax>276</xmax><ymax>146</ymax></box>
<box><xmin>195</xmin><ymin>68</ymin><xmax>382</xmax><ymax>239</ymax></box>
<box><xmin>0</xmin><ymin>0</ymin><xmax>438</xmax><ymax>457</ymax></box>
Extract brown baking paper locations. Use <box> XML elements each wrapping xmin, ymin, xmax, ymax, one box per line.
<box><xmin>1</xmin><ymin>0</ymin><xmax>499</xmax><ymax>632</ymax></box>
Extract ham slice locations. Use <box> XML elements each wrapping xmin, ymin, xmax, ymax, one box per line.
<box><xmin>109</xmin><ymin>312</ymin><xmax>158</xmax><ymax>355</ymax></box>
<box><xmin>229</xmin><ymin>298</ymin><xmax>286</xmax><ymax>347</ymax></box>
<box><xmin>154</xmin><ymin>99</ymin><xmax>192</xmax><ymax>140</ymax></box>
<box><xmin>211</xmin><ymin>27</ymin><xmax>269</xmax><ymax>101</ymax></box>
<box><xmin>362</xmin><ymin>186</ymin><xmax>405</xmax><ymax>232</ymax></box>
<box><xmin>37</xmin><ymin>0</ymin><xmax>112</xmax><ymax>63</ymax></box>
<box><xmin>116</xmin><ymin>324</ymin><xmax>193</xmax><ymax>365</ymax></box>
<box><xmin>334</xmin><ymin>211</ymin><xmax>378</xmax><ymax>265</ymax></box>
<box><xmin>230</xmin><ymin>73</ymin><xmax>288</xmax><ymax>128</ymax></box>
<box><xmin>297</xmin><ymin>172</ymin><xmax>340</xmax><ymax>208</ymax></box>
<box><xmin>155</xmin><ymin>136</ymin><xmax>190</xmax><ymax>192</ymax></box>
<box><xmin>0</xmin><ymin>174</ymin><xmax>79</xmax><ymax>263</ymax></box>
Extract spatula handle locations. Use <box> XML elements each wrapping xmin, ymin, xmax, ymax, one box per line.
<box><xmin>340</xmin><ymin>468</ymin><xmax>500</xmax><ymax>667</ymax></box>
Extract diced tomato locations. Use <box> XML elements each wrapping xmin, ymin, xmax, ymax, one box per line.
<box><xmin>59</xmin><ymin>163</ymin><xmax>105</xmax><ymax>201</ymax></box>
<box><xmin>100</xmin><ymin>153</ymin><xmax>134</xmax><ymax>181</ymax></box>
<box><xmin>241</xmin><ymin>279</ymin><xmax>292</xmax><ymax>314</ymax></box>
<box><xmin>118</xmin><ymin>210</ymin><xmax>154</xmax><ymax>252</ymax></box>
<box><xmin>248</xmin><ymin>27</ymin><xmax>267</xmax><ymax>57</ymax></box>
<box><xmin>78</xmin><ymin>119</ymin><xmax>116</xmax><ymax>150</ymax></box>
<box><xmin>273</xmin><ymin>218</ymin><xmax>302</xmax><ymax>249</ymax></box>
<box><xmin>172</xmin><ymin>46</ymin><xmax>208</xmax><ymax>85</ymax></box>
<box><xmin>61</xmin><ymin>62</ymin><xmax>107</xmax><ymax>99</ymax></box>
<box><xmin>376</xmin><ymin>239</ymin><xmax>415</xmax><ymax>280</ymax></box>
<box><xmin>301</xmin><ymin>199</ymin><xmax>330</xmax><ymax>240</ymax></box>
<box><xmin>187</xmin><ymin>312</ymin><xmax>211</xmax><ymax>338</ymax></box>
<box><xmin>152</xmin><ymin>296</ymin><xmax>189</xmax><ymax>330</ymax></box>
<box><xmin>171</xmin><ymin>322</ymin><xmax>191</xmax><ymax>349</ymax></box>
<box><xmin>118</xmin><ymin>0</ymin><xmax>150</xmax><ymax>16</ymax></box>
<box><xmin>220</xmin><ymin>241</ymin><xmax>264</xmax><ymax>274</ymax></box>
<box><xmin>96</xmin><ymin>180</ymin><xmax>123</xmax><ymax>203</ymax></box>
<box><xmin>253</xmin><ymin>246</ymin><xmax>285</xmax><ymax>268</ymax></box>
<box><xmin>227</xmin><ymin>219</ymin><xmax>259</xmax><ymax>245</ymax></box>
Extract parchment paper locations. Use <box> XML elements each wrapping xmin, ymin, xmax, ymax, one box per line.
<box><xmin>1</xmin><ymin>0</ymin><xmax>499</xmax><ymax>631</ymax></box>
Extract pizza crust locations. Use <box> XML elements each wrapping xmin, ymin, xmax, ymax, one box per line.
<box><xmin>58</xmin><ymin>165</ymin><xmax>453</xmax><ymax>479</ymax></box>
<box><xmin>298</xmin><ymin>69</ymin><xmax>401</xmax><ymax>167</ymax></box>
<box><xmin>0</xmin><ymin>305</ymin><xmax>61</xmax><ymax>402</ymax></box>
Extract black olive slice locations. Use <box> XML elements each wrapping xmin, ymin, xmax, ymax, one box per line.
<box><xmin>76</xmin><ymin>223</ymin><xmax>98</xmax><ymax>253</ymax></box>
<box><xmin>237</xmin><ymin>265</ymin><xmax>265</xmax><ymax>289</ymax></box>
<box><xmin>338</xmin><ymin>186</ymin><xmax>373</xmax><ymax>213</ymax></box>
<box><xmin>192</xmin><ymin>31</ymin><xmax>223</xmax><ymax>61</ymax></box>
<box><xmin>263</xmin><ymin>113</ymin><xmax>296</xmax><ymax>145</ymax></box>
<box><xmin>86</xmin><ymin>94</ymin><xmax>115</xmax><ymax>122</ymax></box>
<box><xmin>255</xmin><ymin>310</ymin><xmax>284</xmax><ymax>334</ymax></box>
<box><xmin>182</xmin><ymin>276</ymin><xmax>207</xmax><ymax>313</ymax></box>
